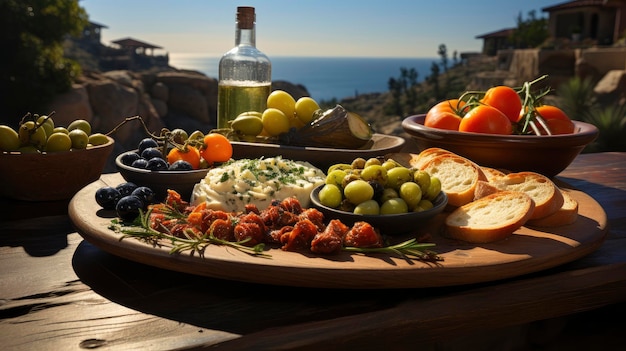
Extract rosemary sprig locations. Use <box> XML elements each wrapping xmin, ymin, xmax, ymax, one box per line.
<box><xmin>342</xmin><ymin>238</ymin><xmax>442</xmax><ymax>262</ymax></box>
<box><xmin>108</xmin><ymin>204</ymin><xmax>441</xmax><ymax>262</ymax></box>
<box><xmin>109</xmin><ymin>207</ymin><xmax>270</xmax><ymax>258</ymax></box>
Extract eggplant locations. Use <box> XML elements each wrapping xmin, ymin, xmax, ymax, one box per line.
<box><xmin>279</xmin><ymin>105</ymin><xmax>374</xmax><ymax>149</ymax></box>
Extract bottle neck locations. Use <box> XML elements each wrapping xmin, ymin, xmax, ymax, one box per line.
<box><xmin>235</xmin><ymin>26</ymin><xmax>255</xmax><ymax>47</ymax></box>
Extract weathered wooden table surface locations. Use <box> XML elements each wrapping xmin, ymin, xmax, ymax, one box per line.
<box><xmin>1</xmin><ymin>151</ymin><xmax>625</xmax><ymax>350</ymax></box>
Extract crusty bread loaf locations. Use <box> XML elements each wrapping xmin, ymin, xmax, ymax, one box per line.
<box><xmin>445</xmin><ymin>191</ymin><xmax>535</xmax><ymax>243</ymax></box>
<box><xmin>526</xmin><ymin>190</ymin><xmax>578</xmax><ymax>227</ymax></box>
<box><xmin>492</xmin><ymin>172</ymin><xmax>564</xmax><ymax>220</ymax></box>
<box><xmin>418</xmin><ymin>154</ymin><xmax>488</xmax><ymax>207</ymax></box>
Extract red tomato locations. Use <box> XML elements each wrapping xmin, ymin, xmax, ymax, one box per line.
<box><xmin>424</xmin><ymin>111</ymin><xmax>462</xmax><ymax>130</ymax></box>
<box><xmin>424</xmin><ymin>99</ymin><xmax>468</xmax><ymax>130</ymax></box>
<box><xmin>481</xmin><ymin>86</ymin><xmax>523</xmax><ymax>123</ymax></box>
<box><xmin>201</xmin><ymin>133</ymin><xmax>233</xmax><ymax>165</ymax></box>
<box><xmin>458</xmin><ymin>105</ymin><xmax>513</xmax><ymax>135</ymax></box>
<box><xmin>167</xmin><ymin>145</ymin><xmax>201</xmax><ymax>169</ymax></box>
<box><xmin>535</xmin><ymin>105</ymin><xmax>575</xmax><ymax>135</ymax></box>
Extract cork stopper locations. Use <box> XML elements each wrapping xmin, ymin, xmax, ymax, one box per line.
<box><xmin>237</xmin><ymin>6</ymin><xmax>255</xmax><ymax>29</ymax></box>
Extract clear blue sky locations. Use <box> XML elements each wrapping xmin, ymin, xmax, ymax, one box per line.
<box><xmin>81</xmin><ymin>0</ymin><xmax>559</xmax><ymax>58</ymax></box>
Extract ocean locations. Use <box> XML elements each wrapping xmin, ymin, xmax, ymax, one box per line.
<box><xmin>169</xmin><ymin>54</ymin><xmax>438</xmax><ymax>102</ymax></box>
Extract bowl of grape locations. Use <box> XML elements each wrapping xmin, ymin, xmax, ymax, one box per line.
<box><xmin>309</xmin><ymin>157</ymin><xmax>448</xmax><ymax>236</ymax></box>
<box><xmin>0</xmin><ymin>114</ymin><xmax>114</xmax><ymax>201</ymax></box>
<box><xmin>115</xmin><ymin>131</ymin><xmax>233</xmax><ymax>201</ymax></box>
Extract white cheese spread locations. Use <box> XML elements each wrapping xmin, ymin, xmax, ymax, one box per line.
<box><xmin>190</xmin><ymin>156</ymin><xmax>326</xmax><ymax>212</ymax></box>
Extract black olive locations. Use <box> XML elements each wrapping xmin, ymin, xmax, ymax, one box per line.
<box><xmin>116</xmin><ymin>195</ymin><xmax>144</xmax><ymax>222</ymax></box>
<box><xmin>131</xmin><ymin>158</ymin><xmax>149</xmax><ymax>169</ymax></box>
<box><xmin>120</xmin><ymin>151</ymin><xmax>141</xmax><ymax>166</ymax></box>
<box><xmin>131</xmin><ymin>186</ymin><xmax>155</xmax><ymax>205</ymax></box>
<box><xmin>169</xmin><ymin>160</ymin><xmax>193</xmax><ymax>171</ymax></box>
<box><xmin>95</xmin><ymin>186</ymin><xmax>121</xmax><ymax>210</ymax></box>
<box><xmin>137</xmin><ymin>138</ymin><xmax>159</xmax><ymax>155</ymax></box>
<box><xmin>141</xmin><ymin>147</ymin><xmax>163</xmax><ymax>161</ymax></box>
<box><xmin>116</xmin><ymin>182</ymin><xmax>138</xmax><ymax>197</ymax></box>
<box><xmin>146</xmin><ymin>157</ymin><xmax>169</xmax><ymax>171</ymax></box>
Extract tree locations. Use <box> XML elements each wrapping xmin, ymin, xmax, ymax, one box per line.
<box><xmin>437</xmin><ymin>44</ymin><xmax>448</xmax><ymax>72</ymax></box>
<box><xmin>0</xmin><ymin>0</ymin><xmax>88</xmax><ymax>124</ymax></box>
<box><xmin>509</xmin><ymin>10</ymin><xmax>548</xmax><ymax>49</ymax></box>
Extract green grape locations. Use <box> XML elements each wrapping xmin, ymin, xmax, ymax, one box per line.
<box><xmin>399</xmin><ymin>182</ymin><xmax>422</xmax><ymax>209</ymax></box>
<box><xmin>425</xmin><ymin>176</ymin><xmax>442</xmax><ymax>199</ymax></box>
<box><xmin>413</xmin><ymin>170</ymin><xmax>431</xmax><ymax>194</ymax></box>
<box><xmin>353</xmin><ymin>199</ymin><xmax>380</xmax><ymax>215</ymax></box>
<box><xmin>360</xmin><ymin>164</ymin><xmax>388</xmax><ymax>185</ymax></box>
<box><xmin>36</xmin><ymin>115</ymin><xmax>54</xmax><ymax>138</ymax></box>
<box><xmin>380</xmin><ymin>187</ymin><xmax>399</xmax><ymax>203</ymax></box>
<box><xmin>45</xmin><ymin>132</ymin><xmax>72</xmax><ymax>152</ymax></box>
<box><xmin>380</xmin><ymin>198</ymin><xmax>409</xmax><ymax>214</ymax></box>
<box><xmin>341</xmin><ymin>172</ymin><xmax>361</xmax><ymax>188</ymax></box>
<box><xmin>414</xmin><ymin>199</ymin><xmax>434</xmax><ymax>212</ymax></box>
<box><xmin>381</xmin><ymin>159</ymin><xmax>400</xmax><ymax>171</ymax></box>
<box><xmin>326</xmin><ymin>169</ymin><xmax>347</xmax><ymax>188</ymax></box>
<box><xmin>318</xmin><ymin>184</ymin><xmax>343</xmax><ymax>208</ymax></box>
<box><xmin>364</xmin><ymin>157</ymin><xmax>382</xmax><ymax>167</ymax></box>
<box><xmin>267</xmin><ymin>90</ymin><xmax>296</xmax><ymax>118</ymax></box>
<box><xmin>386</xmin><ymin>166</ymin><xmax>412</xmax><ymax>190</ymax></box>
<box><xmin>351</xmin><ymin>157</ymin><xmax>366</xmax><ymax>169</ymax></box>
<box><xmin>343</xmin><ymin>179</ymin><xmax>373</xmax><ymax>205</ymax></box>
<box><xmin>295</xmin><ymin>97</ymin><xmax>320</xmax><ymax>124</ymax></box>
<box><xmin>327</xmin><ymin>163</ymin><xmax>352</xmax><ymax>174</ymax></box>
<box><xmin>261</xmin><ymin>108</ymin><xmax>290</xmax><ymax>136</ymax></box>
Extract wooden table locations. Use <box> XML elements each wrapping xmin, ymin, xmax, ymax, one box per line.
<box><xmin>1</xmin><ymin>152</ymin><xmax>625</xmax><ymax>351</ymax></box>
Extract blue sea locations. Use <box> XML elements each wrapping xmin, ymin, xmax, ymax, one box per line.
<box><xmin>169</xmin><ymin>54</ymin><xmax>438</xmax><ymax>102</ymax></box>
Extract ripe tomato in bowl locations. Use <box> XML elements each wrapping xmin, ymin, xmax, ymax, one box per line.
<box><xmin>402</xmin><ymin>114</ymin><xmax>598</xmax><ymax>178</ymax></box>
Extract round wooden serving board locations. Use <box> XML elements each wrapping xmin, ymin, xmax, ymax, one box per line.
<box><xmin>69</xmin><ymin>173</ymin><xmax>608</xmax><ymax>289</ymax></box>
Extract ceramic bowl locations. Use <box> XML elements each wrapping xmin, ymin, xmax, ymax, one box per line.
<box><xmin>401</xmin><ymin>114</ymin><xmax>599</xmax><ymax>178</ymax></box>
<box><xmin>309</xmin><ymin>184</ymin><xmax>448</xmax><ymax>236</ymax></box>
<box><xmin>231</xmin><ymin>133</ymin><xmax>405</xmax><ymax>172</ymax></box>
<box><xmin>0</xmin><ymin>136</ymin><xmax>115</xmax><ymax>201</ymax></box>
<box><xmin>115</xmin><ymin>150</ymin><xmax>209</xmax><ymax>201</ymax></box>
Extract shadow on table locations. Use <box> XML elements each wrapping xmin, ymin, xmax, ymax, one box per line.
<box><xmin>72</xmin><ymin>239</ymin><xmax>452</xmax><ymax>334</ymax></box>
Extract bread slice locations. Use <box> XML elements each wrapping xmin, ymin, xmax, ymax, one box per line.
<box><xmin>526</xmin><ymin>190</ymin><xmax>578</xmax><ymax>227</ymax></box>
<box><xmin>445</xmin><ymin>191</ymin><xmax>535</xmax><ymax>243</ymax></box>
<box><xmin>480</xmin><ymin>167</ymin><xmax>507</xmax><ymax>182</ymax></box>
<box><xmin>473</xmin><ymin>180</ymin><xmax>501</xmax><ymax>200</ymax></box>
<box><xmin>412</xmin><ymin>147</ymin><xmax>453</xmax><ymax>169</ymax></box>
<box><xmin>492</xmin><ymin>172</ymin><xmax>564</xmax><ymax>220</ymax></box>
<box><xmin>418</xmin><ymin>154</ymin><xmax>488</xmax><ymax>207</ymax></box>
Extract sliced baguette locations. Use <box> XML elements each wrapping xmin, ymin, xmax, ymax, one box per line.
<box><xmin>526</xmin><ymin>190</ymin><xmax>578</xmax><ymax>227</ymax></box>
<box><xmin>411</xmin><ymin>147</ymin><xmax>453</xmax><ymax>169</ymax></box>
<box><xmin>417</xmin><ymin>154</ymin><xmax>488</xmax><ymax>207</ymax></box>
<box><xmin>474</xmin><ymin>180</ymin><xmax>501</xmax><ymax>200</ymax></box>
<box><xmin>492</xmin><ymin>171</ymin><xmax>564</xmax><ymax>220</ymax></box>
<box><xmin>445</xmin><ymin>191</ymin><xmax>535</xmax><ymax>243</ymax></box>
<box><xmin>480</xmin><ymin>167</ymin><xmax>507</xmax><ymax>182</ymax></box>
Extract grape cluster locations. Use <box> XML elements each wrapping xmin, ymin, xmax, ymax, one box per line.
<box><xmin>0</xmin><ymin>113</ymin><xmax>109</xmax><ymax>153</ymax></box>
<box><xmin>230</xmin><ymin>90</ymin><xmax>321</xmax><ymax>138</ymax></box>
<box><xmin>318</xmin><ymin>157</ymin><xmax>442</xmax><ymax>215</ymax></box>
<box><xmin>95</xmin><ymin>181</ymin><xmax>156</xmax><ymax>221</ymax></box>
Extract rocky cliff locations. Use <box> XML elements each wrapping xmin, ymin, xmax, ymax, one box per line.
<box><xmin>45</xmin><ymin>69</ymin><xmax>309</xmax><ymax>172</ymax></box>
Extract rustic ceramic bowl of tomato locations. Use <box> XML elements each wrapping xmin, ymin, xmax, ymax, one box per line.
<box><xmin>309</xmin><ymin>184</ymin><xmax>448</xmax><ymax>236</ymax></box>
<box><xmin>402</xmin><ymin>114</ymin><xmax>599</xmax><ymax>178</ymax></box>
<box><xmin>0</xmin><ymin>136</ymin><xmax>115</xmax><ymax>201</ymax></box>
<box><xmin>115</xmin><ymin>150</ymin><xmax>210</xmax><ymax>201</ymax></box>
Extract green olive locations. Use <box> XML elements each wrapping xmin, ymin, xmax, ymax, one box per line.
<box><xmin>231</xmin><ymin>114</ymin><xmax>264</xmax><ymax>136</ymax></box>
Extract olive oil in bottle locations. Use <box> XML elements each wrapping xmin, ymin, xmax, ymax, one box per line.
<box><xmin>217</xmin><ymin>6</ymin><xmax>271</xmax><ymax>129</ymax></box>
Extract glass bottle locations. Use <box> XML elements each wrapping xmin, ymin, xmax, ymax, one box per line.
<box><xmin>217</xmin><ymin>6</ymin><xmax>272</xmax><ymax>129</ymax></box>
